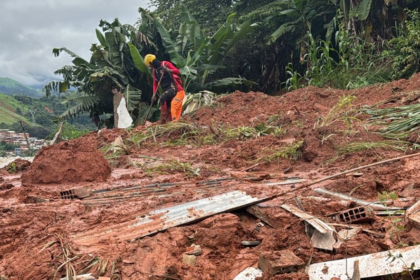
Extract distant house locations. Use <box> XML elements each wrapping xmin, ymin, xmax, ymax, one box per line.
<box><xmin>0</xmin><ymin>129</ymin><xmax>46</xmax><ymax>155</ymax></box>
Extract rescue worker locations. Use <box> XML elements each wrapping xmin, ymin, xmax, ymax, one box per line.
<box><xmin>144</xmin><ymin>54</ymin><xmax>185</xmax><ymax>123</ymax></box>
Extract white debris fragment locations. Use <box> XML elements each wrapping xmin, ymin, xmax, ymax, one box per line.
<box><xmin>233</xmin><ymin>267</ymin><xmax>263</xmax><ymax>280</ymax></box>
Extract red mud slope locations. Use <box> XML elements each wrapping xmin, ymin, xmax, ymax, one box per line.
<box><xmin>1</xmin><ymin>74</ymin><xmax>420</xmax><ymax>280</ymax></box>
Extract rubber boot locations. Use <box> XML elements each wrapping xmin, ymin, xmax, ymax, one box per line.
<box><xmin>158</xmin><ymin>103</ymin><xmax>169</xmax><ymax>124</ymax></box>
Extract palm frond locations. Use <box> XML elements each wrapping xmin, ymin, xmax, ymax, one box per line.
<box><xmin>183</xmin><ymin>91</ymin><xmax>216</xmax><ymax>114</ymax></box>
<box><xmin>364</xmin><ymin>103</ymin><xmax>420</xmax><ymax>139</ymax></box>
<box><xmin>58</xmin><ymin>93</ymin><xmax>100</xmax><ymax>119</ymax></box>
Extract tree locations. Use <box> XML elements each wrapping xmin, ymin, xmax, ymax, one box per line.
<box><xmin>147</xmin><ymin>0</ymin><xmax>235</xmax><ymax>36</ymax></box>
<box><xmin>44</xmin><ymin>19</ymin><xmax>146</xmax><ymax>122</ymax></box>
<box><xmin>133</xmin><ymin>6</ymin><xmax>257</xmax><ymax>93</ymax></box>
<box><xmin>15</xmin><ymin>107</ymin><xmax>23</xmax><ymax>115</ymax></box>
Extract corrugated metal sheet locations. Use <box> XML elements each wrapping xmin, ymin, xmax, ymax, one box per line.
<box><xmin>73</xmin><ymin>191</ymin><xmax>265</xmax><ymax>246</ymax></box>
<box><xmin>80</xmin><ymin>178</ymin><xmax>302</xmax><ymax>207</ymax></box>
<box><xmin>81</xmin><ymin>179</ymin><xmax>231</xmax><ymax>206</ymax></box>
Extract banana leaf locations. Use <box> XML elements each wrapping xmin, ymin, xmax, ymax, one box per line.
<box><xmin>349</xmin><ymin>0</ymin><xmax>372</xmax><ymax>20</ymax></box>
<box><xmin>205</xmin><ymin>77</ymin><xmax>258</xmax><ymax>89</ymax></box>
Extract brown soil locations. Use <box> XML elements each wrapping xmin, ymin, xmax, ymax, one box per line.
<box><xmin>2</xmin><ymin>74</ymin><xmax>420</xmax><ymax>280</ymax></box>
<box><xmin>21</xmin><ymin>134</ymin><xmax>111</xmax><ymax>184</ymax></box>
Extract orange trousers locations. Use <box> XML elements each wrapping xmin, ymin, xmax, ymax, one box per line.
<box><xmin>171</xmin><ymin>90</ymin><xmax>185</xmax><ymax>121</ymax></box>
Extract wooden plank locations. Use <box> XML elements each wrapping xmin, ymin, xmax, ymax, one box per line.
<box><xmin>246</xmin><ymin>205</ymin><xmax>276</xmax><ymax>228</ymax></box>
<box><xmin>308</xmin><ymin>245</ymin><xmax>420</xmax><ymax>279</ymax></box>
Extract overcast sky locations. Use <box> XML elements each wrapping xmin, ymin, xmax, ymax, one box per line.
<box><xmin>0</xmin><ymin>0</ymin><xmax>150</xmax><ymax>87</ymax></box>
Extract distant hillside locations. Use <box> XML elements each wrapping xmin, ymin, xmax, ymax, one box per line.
<box><xmin>0</xmin><ymin>93</ymin><xmax>32</xmax><ymax>125</ymax></box>
<box><xmin>0</xmin><ymin>92</ymin><xmax>96</xmax><ymax>139</ymax></box>
<box><xmin>0</xmin><ymin>77</ymin><xmax>43</xmax><ymax>98</ymax></box>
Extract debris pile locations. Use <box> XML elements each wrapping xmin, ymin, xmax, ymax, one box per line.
<box><xmin>21</xmin><ymin>134</ymin><xmax>111</xmax><ymax>185</ymax></box>
<box><xmin>2</xmin><ymin>74</ymin><xmax>420</xmax><ymax>279</ymax></box>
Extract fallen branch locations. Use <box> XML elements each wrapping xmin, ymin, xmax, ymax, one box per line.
<box><xmin>260</xmin><ymin>152</ymin><xmax>420</xmax><ymax>202</ymax></box>
<box><xmin>51</xmin><ymin>122</ymin><xmax>64</xmax><ymax>145</ymax></box>
<box><xmin>302</xmin><ymin>152</ymin><xmax>420</xmax><ymax>188</ymax></box>
<box><xmin>314</xmin><ymin>188</ymin><xmax>402</xmax><ymax>211</ymax></box>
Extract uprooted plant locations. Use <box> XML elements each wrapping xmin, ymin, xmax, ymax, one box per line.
<box><xmin>337</xmin><ymin>140</ymin><xmax>409</xmax><ymax>155</ymax></box>
<box><xmin>127</xmin><ymin>122</ymin><xmax>204</xmax><ymax>147</ymax></box>
<box><xmin>363</xmin><ymin>103</ymin><xmax>420</xmax><ymax>140</ymax></box>
<box><xmin>127</xmin><ymin>121</ymin><xmax>287</xmax><ymax>149</ymax></box>
<box><xmin>314</xmin><ymin>94</ymin><xmax>359</xmax><ymax>129</ymax></box>
<box><xmin>42</xmin><ymin>235</ymin><xmax>120</xmax><ymax>280</ymax></box>
<box><xmin>258</xmin><ymin>140</ymin><xmax>304</xmax><ymax>163</ymax></box>
<box><xmin>144</xmin><ymin>159</ymin><xmax>200</xmax><ymax>177</ymax></box>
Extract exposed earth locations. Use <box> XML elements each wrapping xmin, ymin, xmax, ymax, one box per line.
<box><xmin>1</xmin><ymin>74</ymin><xmax>420</xmax><ymax>280</ymax></box>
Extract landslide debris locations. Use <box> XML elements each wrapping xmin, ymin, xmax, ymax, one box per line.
<box><xmin>2</xmin><ymin>74</ymin><xmax>420</xmax><ymax>280</ymax></box>
<box><xmin>21</xmin><ymin>134</ymin><xmax>111</xmax><ymax>185</ymax></box>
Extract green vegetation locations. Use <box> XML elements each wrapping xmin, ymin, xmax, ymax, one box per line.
<box><xmin>145</xmin><ymin>159</ymin><xmax>200</xmax><ymax>177</ymax></box>
<box><xmin>6</xmin><ymin>162</ymin><xmax>17</xmax><ymax>173</ymax></box>
<box><xmin>3</xmin><ymin>1</ymin><xmax>420</xmax><ymax>144</ymax></box>
<box><xmin>315</xmin><ymin>95</ymin><xmax>358</xmax><ymax>128</ymax></box>
<box><xmin>0</xmin><ymin>141</ymin><xmax>18</xmax><ymax>156</ymax></box>
<box><xmin>0</xmin><ymin>94</ymin><xmax>31</xmax><ymax>124</ymax></box>
<box><xmin>60</xmin><ymin>124</ymin><xmax>91</xmax><ymax>140</ymax></box>
<box><xmin>364</xmin><ymin>103</ymin><xmax>420</xmax><ymax>140</ymax></box>
<box><xmin>0</xmin><ymin>92</ymin><xmax>96</xmax><ymax>139</ymax></box>
<box><xmin>127</xmin><ymin>121</ymin><xmax>287</xmax><ymax>149</ymax></box>
<box><xmin>259</xmin><ymin>140</ymin><xmax>304</xmax><ymax>162</ymax></box>
<box><xmin>0</xmin><ymin>77</ymin><xmax>42</xmax><ymax>98</ymax></box>
<box><xmin>44</xmin><ymin>6</ymin><xmax>256</xmax><ymax>124</ymax></box>
<box><xmin>338</xmin><ymin>141</ymin><xmax>409</xmax><ymax>155</ymax></box>
<box><xmin>385</xmin><ymin>9</ymin><xmax>420</xmax><ymax>80</ymax></box>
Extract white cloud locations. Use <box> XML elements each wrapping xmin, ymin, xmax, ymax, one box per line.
<box><xmin>0</xmin><ymin>0</ymin><xmax>150</xmax><ymax>86</ymax></box>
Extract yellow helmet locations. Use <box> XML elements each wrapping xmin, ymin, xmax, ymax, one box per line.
<box><xmin>144</xmin><ymin>54</ymin><xmax>156</xmax><ymax>67</ymax></box>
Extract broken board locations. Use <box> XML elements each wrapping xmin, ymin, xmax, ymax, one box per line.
<box><xmin>308</xmin><ymin>245</ymin><xmax>420</xmax><ymax>279</ymax></box>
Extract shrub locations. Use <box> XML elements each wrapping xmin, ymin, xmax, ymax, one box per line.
<box><xmin>384</xmin><ymin>9</ymin><xmax>420</xmax><ymax>79</ymax></box>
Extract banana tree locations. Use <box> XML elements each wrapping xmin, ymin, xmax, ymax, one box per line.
<box><xmin>336</xmin><ymin>0</ymin><xmax>420</xmax><ymax>40</ymax></box>
<box><xmin>44</xmin><ymin>19</ymin><xmax>146</xmax><ymax>122</ymax></box>
<box><xmin>130</xmin><ymin>5</ymin><xmax>257</xmax><ymax>93</ymax></box>
<box><xmin>269</xmin><ymin>0</ymin><xmax>336</xmax><ymax>45</ymax></box>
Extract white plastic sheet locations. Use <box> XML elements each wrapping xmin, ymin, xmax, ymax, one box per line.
<box><xmin>117</xmin><ymin>97</ymin><xmax>133</xmax><ymax>128</ymax></box>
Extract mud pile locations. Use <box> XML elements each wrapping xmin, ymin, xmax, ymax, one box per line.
<box><xmin>21</xmin><ymin>134</ymin><xmax>111</xmax><ymax>185</ymax></box>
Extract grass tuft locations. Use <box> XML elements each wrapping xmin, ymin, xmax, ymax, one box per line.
<box><xmin>258</xmin><ymin>140</ymin><xmax>304</xmax><ymax>163</ymax></box>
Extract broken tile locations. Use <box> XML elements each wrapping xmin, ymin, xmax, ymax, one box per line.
<box><xmin>311</xmin><ymin>230</ymin><xmax>336</xmax><ymax>251</ymax></box>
